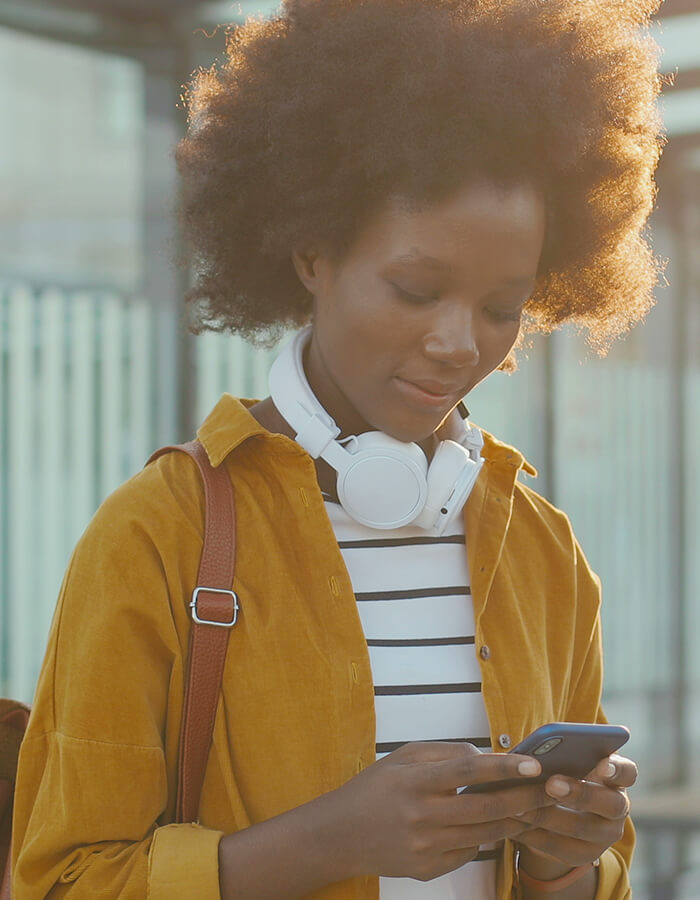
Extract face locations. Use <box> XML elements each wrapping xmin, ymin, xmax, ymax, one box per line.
<box><xmin>292</xmin><ymin>177</ymin><xmax>547</xmax><ymax>446</ymax></box>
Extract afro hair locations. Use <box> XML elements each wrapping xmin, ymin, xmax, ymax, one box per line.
<box><xmin>176</xmin><ymin>0</ymin><xmax>666</xmax><ymax>357</ymax></box>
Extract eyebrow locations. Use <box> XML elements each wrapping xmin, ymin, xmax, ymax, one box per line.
<box><xmin>390</xmin><ymin>250</ymin><xmax>536</xmax><ymax>287</ymax></box>
<box><xmin>391</xmin><ymin>251</ymin><xmax>451</xmax><ymax>271</ymax></box>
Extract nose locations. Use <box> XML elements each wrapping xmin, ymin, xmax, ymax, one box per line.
<box><xmin>422</xmin><ymin>304</ymin><xmax>480</xmax><ymax>367</ymax></box>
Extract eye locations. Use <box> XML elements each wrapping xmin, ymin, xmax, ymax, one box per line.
<box><xmin>485</xmin><ymin>289</ymin><xmax>531</xmax><ymax>323</ymax></box>
<box><xmin>486</xmin><ymin>304</ymin><xmax>524</xmax><ymax>323</ymax></box>
<box><xmin>391</xmin><ymin>283</ymin><xmax>438</xmax><ymax>305</ymax></box>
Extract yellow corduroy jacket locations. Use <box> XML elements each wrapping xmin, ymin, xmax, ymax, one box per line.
<box><xmin>13</xmin><ymin>394</ymin><xmax>634</xmax><ymax>900</ymax></box>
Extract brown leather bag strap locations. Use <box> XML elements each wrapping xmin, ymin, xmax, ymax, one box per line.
<box><xmin>147</xmin><ymin>440</ymin><xmax>238</xmax><ymax>824</ymax></box>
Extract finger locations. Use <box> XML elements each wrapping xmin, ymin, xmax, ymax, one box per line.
<box><xmin>589</xmin><ymin>754</ymin><xmax>638</xmax><ymax>789</ymax></box>
<box><xmin>516</xmin><ymin>827</ymin><xmax>602</xmax><ymax>869</ymax></box>
<box><xmin>514</xmin><ymin>804</ymin><xmax>626</xmax><ymax>847</ymax></box>
<box><xmin>438</xmin><ymin>783</ymin><xmax>554</xmax><ymax>826</ymax></box>
<box><xmin>445</xmin><ymin>815</ymin><xmax>539</xmax><ymax>848</ymax></box>
<box><xmin>544</xmin><ymin>777</ymin><xmax>630</xmax><ymax>820</ymax></box>
<box><xmin>426</xmin><ymin>749</ymin><xmax>542</xmax><ymax>794</ymax></box>
<box><xmin>388</xmin><ymin>740</ymin><xmax>485</xmax><ymax>765</ymax></box>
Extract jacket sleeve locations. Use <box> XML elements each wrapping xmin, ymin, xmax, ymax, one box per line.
<box><xmin>562</xmin><ymin>539</ymin><xmax>635</xmax><ymax>900</ymax></box>
<box><xmin>11</xmin><ymin>462</ymin><xmax>225</xmax><ymax>899</ymax></box>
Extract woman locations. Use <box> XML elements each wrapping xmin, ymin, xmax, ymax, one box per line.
<box><xmin>12</xmin><ymin>0</ymin><xmax>664</xmax><ymax>897</ymax></box>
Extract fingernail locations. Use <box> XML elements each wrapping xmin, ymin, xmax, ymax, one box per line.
<box><xmin>518</xmin><ymin>759</ymin><xmax>540</xmax><ymax>776</ymax></box>
<box><xmin>602</xmin><ymin>761</ymin><xmax>616</xmax><ymax>779</ymax></box>
<box><xmin>547</xmin><ymin>777</ymin><xmax>571</xmax><ymax>798</ymax></box>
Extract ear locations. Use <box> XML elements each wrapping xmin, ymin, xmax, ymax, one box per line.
<box><xmin>291</xmin><ymin>247</ymin><xmax>324</xmax><ymax>295</ymax></box>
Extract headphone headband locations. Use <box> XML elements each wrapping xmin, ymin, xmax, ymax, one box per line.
<box><xmin>268</xmin><ymin>328</ymin><xmax>340</xmax><ymax>455</ymax></box>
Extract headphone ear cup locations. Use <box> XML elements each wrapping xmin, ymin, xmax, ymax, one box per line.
<box><xmin>335</xmin><ymin>432</ymin><xmax>429</xmax><ymax>529</ymax></box>
<box><xmin>414</xmin><ymin>440</ymin><xmax>478</xmax><ymax>531</ymax></box>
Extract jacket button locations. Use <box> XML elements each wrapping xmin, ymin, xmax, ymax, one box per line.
<box><xmin>479</xmin><ymin>645</ymin><xmax>491</xmax><ymax>661</ymax></box>
<box><xmin>499</xmin><ymin>734</ymin><xmax>512</xmax><ymax>749</ymax></box>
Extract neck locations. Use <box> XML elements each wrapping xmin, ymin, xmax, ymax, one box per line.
<box><xmin>249</xmin><ymin>396</ymin><xmax>340</xmax><ymax>497</ymax></box>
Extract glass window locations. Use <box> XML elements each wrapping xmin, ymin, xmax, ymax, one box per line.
<box><xmin>0</xmin><ymin>28</ymin><xmax>150</xmax><ymax>700</ymax></box>
<box><xmin>0</xmin><ymin>28</ymin><xmax>143</xmax><ymax>292</ymax></box>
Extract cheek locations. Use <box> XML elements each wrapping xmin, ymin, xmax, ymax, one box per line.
<box><xmin>326</xmin><ymin>288</ymin><xmax>410</xmax><ymax>366</ymax></box>
<box><xmin>467</xmin><ymin>323</ymin><xmax>521</xmax><ymax>387</ymax></box>
<box><xmin>484</xmin><ymin>321</ymin><xmax>522</xmax><ymax>361</ymax></box>
<box><xmin>315</xmin><ymin>307</ymin><xmax>388</xmax><ymax>399</ymax></box>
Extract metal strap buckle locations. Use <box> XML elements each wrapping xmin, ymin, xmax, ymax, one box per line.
<box><xmin>190</xmin><ymin>587</ymin><xmax>239</xmax><ymax>627</ymax></box>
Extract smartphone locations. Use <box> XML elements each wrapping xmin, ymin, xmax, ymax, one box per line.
<box><xmin>458</xmin><ymin>722</ymin><xmax>630</xmax><ymax>794</ymax></box>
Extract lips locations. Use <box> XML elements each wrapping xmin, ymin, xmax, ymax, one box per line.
<box><xmin>392</xmin><ymin>376</ymin><xmax>466</xmax><ymax>409</ymax></box>
<box><xmin>397</xmin><ymin>377</ymin><xmax>464</xmax><ymax>398</ymax></box>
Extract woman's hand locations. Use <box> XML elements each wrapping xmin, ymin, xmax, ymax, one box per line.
<box><xmin>220</xmin><ymin>740</ymin><xmax>549</xmax><ymax>900</ymax></box>
<box><xmin>329</xmin><ymin>741</ymin><xmax>554</xmax><ymax>882</ymax></box>
<box><xmin>513</xmin><ymin>753</ymin><xmax>636</xmax><ymax>878</ymax></box>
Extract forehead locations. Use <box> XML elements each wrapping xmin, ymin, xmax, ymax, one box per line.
<box><xmin>343</xmin><ymin>178</ymin><xmax>547</xmax><ymax>279</ymax></box>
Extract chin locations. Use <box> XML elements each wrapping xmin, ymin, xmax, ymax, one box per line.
<box><xmin>376</xmin><ymin>414</ymin><xmax>448</xmax><ymax>446</ymax></box>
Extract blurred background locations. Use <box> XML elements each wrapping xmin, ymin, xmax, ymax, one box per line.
<box><xmin>0</xmin><ymin>0</ymin><xmax>697</xmax><ymax>896</ymax></box>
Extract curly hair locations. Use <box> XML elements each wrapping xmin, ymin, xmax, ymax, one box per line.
<box><xmin>175</xmin><ymin>0</ymin><xmax>666</xmax><ymax>355</ymax></box>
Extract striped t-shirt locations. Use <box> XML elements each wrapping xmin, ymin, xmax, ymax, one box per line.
<box><xmin>324</xmin><ymin>498</ymin><xmax>498</xmax><ymax>899</ymax></box>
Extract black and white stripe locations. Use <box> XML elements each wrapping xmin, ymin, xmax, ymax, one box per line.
<box><xmin>324</xmin><ymin>499</ymin><xmax>497</xmax><ymax>899</ymax></box>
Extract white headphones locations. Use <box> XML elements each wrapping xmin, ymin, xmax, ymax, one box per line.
<box><xmin>268</xmin><ymin>327</ymin><xmax>484</xmax><ymax>533</ymax></box>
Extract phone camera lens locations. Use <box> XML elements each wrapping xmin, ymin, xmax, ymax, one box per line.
<box><xmin>534</xmin><ymin>737</ymin><xmax>562</xmax><ymax>755</ymax></box>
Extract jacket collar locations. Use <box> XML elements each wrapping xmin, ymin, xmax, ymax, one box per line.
<box><xmin>197</xmin><ymin>392</ymin><xmax>537</xmax><ymax>477</ymax></box>
<box><xmin>197</xmin><ymin>394</ymin><xmax>268</xmax><ymax>467</ymax></box>
<box><xmin>478</xmin><ymin>429</ymin><xmax>538</xmax><ymax>478</ymax></box>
